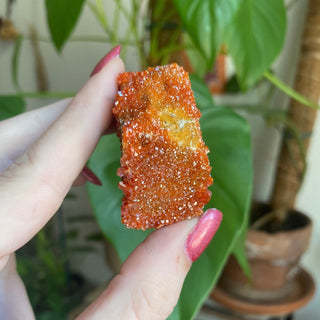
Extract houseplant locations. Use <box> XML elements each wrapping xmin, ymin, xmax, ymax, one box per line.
<box><xmin>213</xmin><ymin>1</ymin><xmax>320</xmax><ymax>316</ymax></box>
<box><xmin>0</xmin><ymin>0</ymin><xmax>317</xmax><ymax>319</ymax></box>
<box><xmin>213</xmin><ymin>0</ymin><xmax>318</xmax><ymax>314</ymax></box>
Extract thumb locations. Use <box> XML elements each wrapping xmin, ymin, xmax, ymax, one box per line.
<box><xmin>77</xmin><ymin>209</ymin><xmax>222</xmax><ymax>320</ymax></box>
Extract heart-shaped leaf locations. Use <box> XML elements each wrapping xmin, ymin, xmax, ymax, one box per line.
<box><xmin>173</xmin><ymin>0</ymin><xmax>241</xmax><ymax>70</ymax></box>
<box><xmin>225</xmin><ymin>0</ymin><xmax>286</xmax><ymax>89</ymax></box>
<box><xmin>174</xmin><ymin>0</ymin><xmax>286</xmax><ymax>90</ymax></box>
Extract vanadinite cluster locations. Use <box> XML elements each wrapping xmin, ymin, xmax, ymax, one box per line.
<box><xmin>113</xmin><ymin>63</ymin><xmax>213</xmax><ymax>230</ymax></box>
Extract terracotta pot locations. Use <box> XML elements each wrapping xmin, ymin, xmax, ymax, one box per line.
<box><xmin>218</xmin><ymin>204</ymin><xmax>312</xmax><ymax>302</ymax></box>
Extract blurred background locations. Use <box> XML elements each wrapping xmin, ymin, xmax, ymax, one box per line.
<box><xmin>0</xmin><ymin>0</ymin><xmax>319</xmax><ymax>319</ymax></box>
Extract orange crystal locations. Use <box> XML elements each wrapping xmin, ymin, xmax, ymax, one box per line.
<box><xmin>113</xmin><ymin>63</ymin><xmax>213</xmax><ymax>230</ymax></box>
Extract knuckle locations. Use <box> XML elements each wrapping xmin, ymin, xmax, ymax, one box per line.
<box><xmin>130</xmin><ymin>280</ymin><xmax>172</xmax><ymax>320</ymax></box>
<box><xmin>24</xmin><ymin>147</ymin><xmax>65</xmax><ymax>200</ymax></box>
<box><xmin>1</xmin><ymin>144</ymin><xmax>65</xmax><ymax>208</ymax></box>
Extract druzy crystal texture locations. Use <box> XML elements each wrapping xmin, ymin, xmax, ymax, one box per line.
<box><xmin>114</xmin><ymin>63</ymin><xmax>213</xmax><ymax>230</ymax></box>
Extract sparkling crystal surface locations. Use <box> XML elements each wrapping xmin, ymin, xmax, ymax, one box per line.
<box><xmin>114</xmin><ymin>63</ymin><xmax>213</xmax><ymax>230</ymax></box>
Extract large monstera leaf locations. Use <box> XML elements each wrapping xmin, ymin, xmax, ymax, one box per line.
<box><xmin>87</xmin><ymin>82</ymin><xmax>252</xmax><ymax>319</ymax></box>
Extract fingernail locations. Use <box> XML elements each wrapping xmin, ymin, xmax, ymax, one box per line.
<box><xmin>185</xmin><ymin>209</ymin><xmax>223</xmax><ymax>262</ymax></box>
<box><xmin>90</xmin><ymin>45</ymin><xmax>121</xmax><ymax>77</ymax></box>
<box><xmin>81</xmin><ymin>166</ymin><xmax>102</xmax><ymax>186</ymax></box>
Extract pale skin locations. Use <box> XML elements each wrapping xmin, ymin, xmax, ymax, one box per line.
<box><xmin>0</xmin><ymin>57</ymin><xmax>203</xmax><ymax>319</ymax></box>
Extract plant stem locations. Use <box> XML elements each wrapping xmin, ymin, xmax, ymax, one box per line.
<box><xmin>113</xmin><ymin>0</ymin><xmax>121</xmax><ymax>45</ymax></box>
<box><xmin>130</xmin><ymin>0</ymin><xmax>146</xmax><ymax>68</ymax></box>
<box><xmin>11</xmin><ymin>34</ymin><xmax>22</xmax><ymax>91</ymax></box>
<box><xmin>87</xmin><ymin>0</ymin><xmax>117</xmax><ymax>42</ymax></box>
<box><xmin>264</xmin><ymin>71</ymin><xmax>319</xmax><ymax>110</ymax></box>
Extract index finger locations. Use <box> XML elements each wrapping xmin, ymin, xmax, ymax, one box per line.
<box><xmin>0</xmin><ymin>57</ymin><xmax>124</xmax><ymax>257</ymax></box>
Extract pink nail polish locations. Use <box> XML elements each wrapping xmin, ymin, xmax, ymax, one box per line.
<box><xmin>185</xmin><ymin>209</ymin><xmax>223</xmax><ymax>262</ymax></box>
<box><xmin>90</xmin><ymin>45</ymin><xmax>121</xmax><ymax>76</ymax></box>
<box><xmin>81</xmin><ymin>166</ymin><xmax>102</xmax><ymax>186</ymax></box>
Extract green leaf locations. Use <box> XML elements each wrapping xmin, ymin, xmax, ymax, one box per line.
<box><xmin>169</xmin><ymin>106</ymin><xmax>252</xmax><ymax>319</ymax></box>
<box><xmin>175</xmin><ymin>0</ymin><xmax>286</xmax><ymax>89</ymax></box>
<box><xmin>183</xmin><ymin>35</ymin><xmax>208</xmax><ymax>78</ymax></box>
<box><xmin>225</xmin><ymin>0</ymin><xmax>286</xmax><ymax>89</ymax></box>
<box><xmin>173</xmin><ymin>0</ymin><xmax>240</xmax><ymax>70</ymax></box>
<box><xmin>0</xmin><ymin>96</ymin><xmax>26</xmax><ymax>121</ymax></box>
<box><xmin>232</xmin><ymin>237</ymin><xmax>251</xmax><ymax>279</ymax></box>
<box><xmin>45</xmin><ymin>0</ymin><xmax>86</xmax><ymax>51</ymax></box>
<box><xmin>190</xmin><ymin>75</ymin><xmax>214</xmax><ymax>110</ymax></box>
<box><xmin>88</xmin><ymin>99</ymin><xmax>252</xmax><ymax>319</ymax></box>
<box><xmin>87</xmin><ymin>135</ymin><xmax>151</xmax><ymax>262</ymax></box>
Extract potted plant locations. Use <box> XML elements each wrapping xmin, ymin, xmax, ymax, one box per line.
<box><xmin>0</xmin><ymin>0</ymin><xmax>317</xmax><ymax>319</ymax></box>
<box><xmin>211</xmin><ymin>0</ymin><xmax>318</xmax><ymax>316</ymax></box>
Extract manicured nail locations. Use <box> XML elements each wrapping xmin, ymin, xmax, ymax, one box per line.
<box><xmin>81</xmin><ymin>166</ymin><xmax>102</xmax><ymax>186</ymax></box>
<box><xmin>90</xmin><ymin>45</ymin><xmax>121</xmax><ymax>77</ymax></box>
<box><xmin>185</xmin><ymin>209</ymin><xmax>223</xmax><ymax>262</ymax></box>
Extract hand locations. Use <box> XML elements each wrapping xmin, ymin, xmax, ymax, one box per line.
<box><xmin>0</xmin><ymin>47</ymin><xmax>222</xmax><ymax>320</ymax></box>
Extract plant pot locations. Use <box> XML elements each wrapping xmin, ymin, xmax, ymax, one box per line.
<box><xmin>218</xmin><ymin>203</ymin><xmax>312</xmax><ymax>302</ymax></box>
